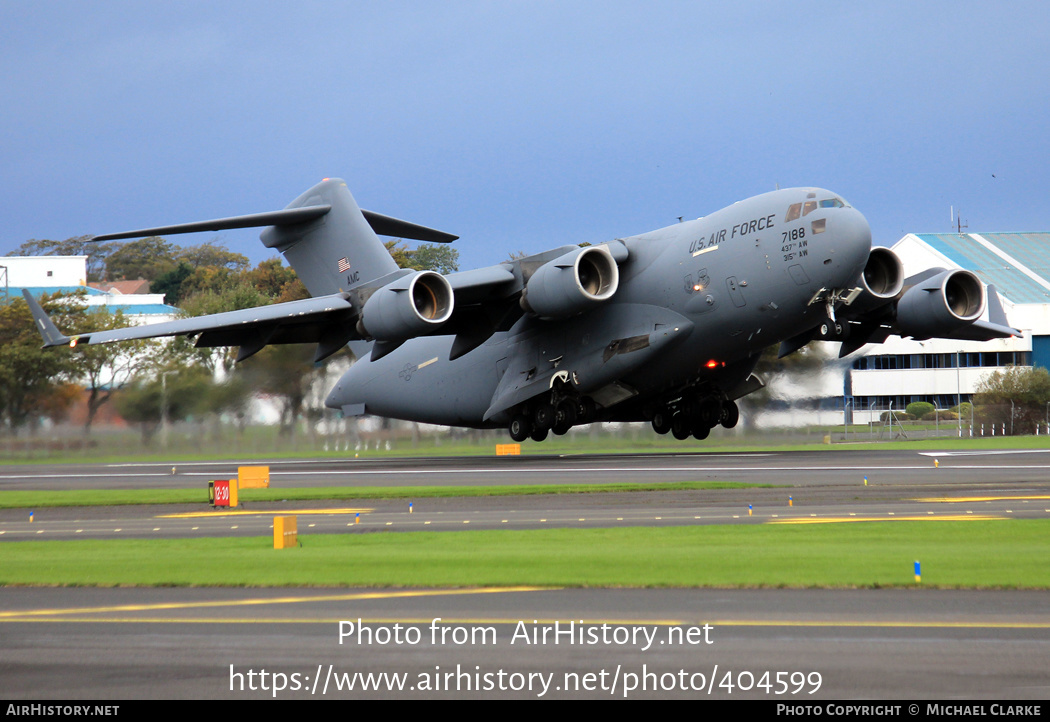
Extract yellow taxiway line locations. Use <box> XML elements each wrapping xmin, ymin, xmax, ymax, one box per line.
<box><xmin>767</xmin><ymin>514</ymin><xmax>1005</xmax><ymax>525</ymax></box>
<box><xmin>0</xmin><ymin>587</ymin><xmax>548</xmax><ymax>620</ymax></box>
<box><xmin>913</xmin><ymin>495</ymin><xmax>1050</xmax><ymax>503</ymax></box>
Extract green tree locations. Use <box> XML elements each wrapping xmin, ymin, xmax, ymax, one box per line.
<box><xmin>407</xmin><ymin>243</ymin><xmax>460</xmax><ymax>274</ymax></box>
<box><xmin>235</xmin><ymin>344</ymin><xmax>320</xmax><ymax>437</ymax></box>
<box><xmin>905</xmin><ymin>401</ymin><xmax>935</xmax><ymax>418</ymax></box>
<box><xmin>151</xmin><ymin>262</ymin><xmax>194</xmax><ymax>305</ymax></box>
<box><xmin>114</xmin><ymin>366</ymin><xmax>212</xmax><ymax>445</ymax></box>
<box><xmin>974</xmin><ymin>365</ymin><xmax>1050</xmax><ymax>434</ymax></box>
<box><xmin>176</xmin><ymin>243</ymin><xmax>250</xmax><ymax>272</ymax></box>
<box><xmin>66</xmin><ymin>307</ymin><xmax>150</xmax><ymax>433</ymax></box>
<box><xmin>105</xmin><ymin>237</ymin><xmax>178</xmax><ymax>281</ymax></box>
<box><xmin>0</xmin><ymin>293</ymin><xmax>86</xmax><ymax>431</ymax></box>
<box><xmin>384</xmin><ymin>241</ymin><xmax>460</xmax><ymax>273</ymax></box>
<box><xmin>161</xmin><ymin>281</ymin><xmax>271</xmax><ymax>373</ymax></box>
<box><xmin>246</xmin><ymin>257</ymin><xmax>300</xmax><ymax>299</ymax></box>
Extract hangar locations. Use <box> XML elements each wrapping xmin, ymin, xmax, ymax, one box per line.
<box><xmin>846</xmin><ymin>232</ymin><xmax>1050</xmax><ymax>424</ymax></box>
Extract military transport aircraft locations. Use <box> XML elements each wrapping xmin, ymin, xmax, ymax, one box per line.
<box><xmin>24</xmin><ymin>178</ymin><xmax>1019</xmax><ymax>442</ymax></box>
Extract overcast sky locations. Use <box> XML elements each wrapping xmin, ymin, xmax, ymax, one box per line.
<box><xmin>2</xmin><ymin>1</ymin><xmax>1047</xmax><ymax>272</ymax></box>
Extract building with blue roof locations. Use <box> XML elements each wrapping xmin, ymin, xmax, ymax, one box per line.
<box><xmin>847</xmin><ymin>232</ymin><xmax>1050</xmax><ymax>428</ymax></box>
<box><xmin>2</xmin><ymin>255</ymin><xmax>180</xmax><ymax>322</ymax></box>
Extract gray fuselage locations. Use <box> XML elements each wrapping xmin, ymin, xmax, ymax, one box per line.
<box><xmin>325</xmin><ymin>188</ymin><xmax>872</xmax><ymax>427</ymax></box>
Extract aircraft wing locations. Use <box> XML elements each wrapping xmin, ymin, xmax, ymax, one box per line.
<box><xmin>832</xmin><ymin>274</ymin><xmax>1021</xmax><ymax>358</ymax></box>
<box><xmin>22</xmin><ymin>289</ymin><xmax>359</xmax><ymax>362</ymax></box>
<box><xmin>23</xmin><ymin>238</ymin><xmax>628</xmax><ymax>364</ymax></box>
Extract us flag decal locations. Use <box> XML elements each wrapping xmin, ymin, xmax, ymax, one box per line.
<box><xmin>337</xmin><ymin>257</ymin><xmax>351</xmax><ymax>272</ymax></box>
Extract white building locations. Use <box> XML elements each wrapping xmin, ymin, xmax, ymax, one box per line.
<box><xmin>3</xmin><ymin>255</ymin><xmax>179</xmax><ymax>323</ymax></box>
<box><xmin>846</xmin><ymin>232</ymin><xmax>1050</xmax><ymax>423</ymax></box>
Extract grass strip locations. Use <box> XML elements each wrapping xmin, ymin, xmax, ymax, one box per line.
<box><xmin>0</xmin><ymin>481</ymin><xmax>774</xmax><ymax>509</ymax></box>
<box><xmin>2</xmin><ymin>520</ymin><xmax>1047</xmax><ymax>588</ymax></box>
<box><xmin>5</xmin><ymin>432</ymin><xmax>1050</xmax><ymax>466</ymax></box>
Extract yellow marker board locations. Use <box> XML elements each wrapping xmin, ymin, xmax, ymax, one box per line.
<box><xmin>274</xmin><ymin>515</ymin><xmax>297</xmax><ymax>549</ymax></box>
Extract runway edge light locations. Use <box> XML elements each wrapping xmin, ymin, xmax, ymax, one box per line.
<box><xmin>914</xmin><ymin>560</ymin><xmax>921</xmax><ymax>583</ymax></box>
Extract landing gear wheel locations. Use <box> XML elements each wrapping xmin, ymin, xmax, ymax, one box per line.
<box><xmin>509</xmin><ymin>415</ymin><xmax>531</xmax><ymax>442</ymax></box>
<box><xmin>818</xmin><ymin>320</ymin><xmax>849</xmax><ymax>341</ymax></box>
<box><xmin>720</xmin><ymin>399</ymin><xmax>740</xmax><ymax>429</ymax></box>
<box><xmin>533</xmin><ymin>403</ymin><xmax>555</xmax><ymax>430</ymax></box>
<box><xmin>575</xmin><ymin>397</ymin><xmax>597</xmax><ymax>424</ymax></box>
<box><xmin>671</xmin><ymin>414</ymin><xmax>692</xmax><ymax>440</ymax></box>
<box><xmin>651</xmin><ymin>410</ymin><xmax>672</xmax><ymax>435</ymax></box>
<box><xmin>552</xmin><ymin>400</ymin><xmax>577</xmax><ymax>435</ymax></box>
<box><xmin>698</xmin><ymin>397</ymin><xmax>721</xmax><ymax>428</ymax></box>
<box><xmin>530</xmin><ymin>426</ymin><xmax>549</xmax><ymax>442</ymax></box>
<box><xmin>692</xmin><ymin>423</ymin><xmax>710</xmax><ymax>440</ymax></box>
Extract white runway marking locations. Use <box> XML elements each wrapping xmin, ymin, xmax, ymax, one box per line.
<box><xmin>918</xmin><ymin>450</ymin><xmax>1050</xmax><ymax>457</ymax></box>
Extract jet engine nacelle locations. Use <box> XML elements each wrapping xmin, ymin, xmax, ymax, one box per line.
<box><xmin>896</xmin><ymin>269</ymin><xmax>986</xmax><ymax>339</ymax></box>
<box><xmin>520</xmin><ymin>245</ymin><xmax>619</xmax><ymax>319</ymax></box>
<box><xmin>356</xmin><ymin>271</ymin><xmax>454</xmax><ymax>342</ymax></box>
<box><xmin>848</xmin><ymin>247</ymin><xmax>905</xmax><ymax>314</ymax></box>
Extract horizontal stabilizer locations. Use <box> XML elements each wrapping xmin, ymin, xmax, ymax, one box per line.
<box><xmin>361</xmin><ymin>210</ymin><xmax>458</xmax><ymax>243</ymax></box>
<box><xmin>90</xmin><ymin>205</ymin><xmax>457</xmax><ymax>245</ymax></box>
<box><xmin>91</xmin><ymin>206</ymin><xmax>332</xmax><ymax>241</ymax></box>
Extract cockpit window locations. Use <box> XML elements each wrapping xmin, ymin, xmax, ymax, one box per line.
<box><xmin>802</xmin><ymin>200</ymin><xmax>818</xmax><ymax>216</ymax></box>
<box><xmin>819</xmin><ymin>198</ymin><xmax>845</xmax><ymax>209</ymax></box>
<box><xmin>785</xmin><ymin>203</ymin><xmax>802</xmax><ymax>222</ymax></box>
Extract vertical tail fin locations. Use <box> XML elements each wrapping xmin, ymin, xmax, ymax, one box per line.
<box><xmin>260</xmin><ymin>179</ymin><xmax>399</xmax><ymax>297</ymax></box>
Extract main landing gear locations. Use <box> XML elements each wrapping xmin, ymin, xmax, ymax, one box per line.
<box><xmin>650</xmin><ymin>394</ymin><xmax>738</xmax><ymax>441</ymax></box>
<box><xmin>508</xmin><ymin>392</ymin><xmax>597</xmax><ymax>443</ymax></box>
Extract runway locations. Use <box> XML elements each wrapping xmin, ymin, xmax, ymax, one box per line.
<box><xmin>3</xmin><ymin>447</ymin><xmax>1050</xmax><ymax>699</ymax></box>
<box><xmin>2</xmin><ymin>587</ymin><xmax>1049</xmax><ymax>699</ymax></box>
<box><xmin>3</xmin><ymin>448</ymin><xmax>1050</xmax><ymax>540</ymax></box>
<box><xmin>6</xmin><ymin>448</ymin><xmax>1050</xmax><ymax>491</ymax></box>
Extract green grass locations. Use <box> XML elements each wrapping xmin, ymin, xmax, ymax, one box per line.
<box><xmin>5</xmin><ymin>427</ymin><xmax>1049</xmax><ymax>465</ymax></box>
<box><xmin>3</xmin><ymin>519</ymin><xmax>1047</xmax><ymax>588</ymax></box>
<box><xmin>0</xmin><ymin>481</ymin><xmax>776</xmax><ymax>509</ymax></box>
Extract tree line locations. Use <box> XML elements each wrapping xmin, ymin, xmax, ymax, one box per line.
<box><xmin>2</xmin><ymin>236</ymin><xmax>458</xmax><ymax>440</ymax></box>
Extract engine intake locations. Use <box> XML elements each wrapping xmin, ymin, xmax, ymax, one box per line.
<box><xmin>861</xmin><ymin>247</ymin><xmax>904</xmax><ymax>299</ymax></box>
<box><xmin>357</xmin><ymin>271</ymin><xmax>454</xmax><ymax>342</ymax></box>
<box><xmin>520</xmin><ymin>246</ymin><xmax>619</xmax><ymax>319</ymax></box>
<box><xmin>896</xmin><ymin>269</ymin><xmax>985</xmax><ymax>339</ymax></box>
<box><xmin>846</xmin><ymin>247</ymin><xmax>905</xmax><ymax>314</ymax></box>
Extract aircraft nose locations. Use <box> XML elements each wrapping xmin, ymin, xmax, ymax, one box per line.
<box><xmin>840</xmin><ymin>207</ymin><xmax>872</xmax><ymax>268</ymax></box>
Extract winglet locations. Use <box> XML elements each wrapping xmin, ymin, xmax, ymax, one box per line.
<box><xmin>20</xmin><ymin>289</ymin><xmax>72</xmax><ymax>348</ymax></box>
